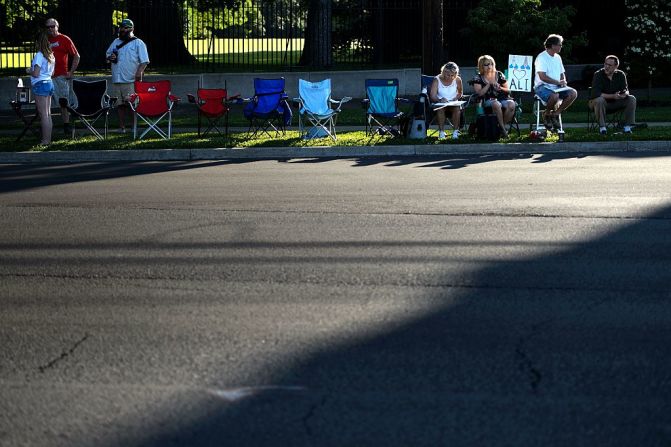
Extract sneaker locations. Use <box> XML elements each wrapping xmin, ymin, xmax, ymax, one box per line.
<box><xmin>599</xmin><ymin>127</ymin><xmax>607</xmax><ymax>136</ymax></box>
<box><xmin>623</xmin><ymin>126</ymin><xmax>632</xmax><ymax>134</ymax></box>
<box><xmin>452</xmin><ymin>130</ymin><xmax>460</xmax><ymax>139</ymax></box>
<box><xmin>438</xmin><ymin>130</ymin><xmax>446</xmax><ymax>140</ymax></box>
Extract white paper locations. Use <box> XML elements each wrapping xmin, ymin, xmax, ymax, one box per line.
<box><xmin>549</xmin><ymin>86</ymin><xmax>573</xmax><ymax>92</ymax></box>
<box><xmin>432</xmin><ymin>100</ymin><xmax>466</xmax><ymax>109</ymax></box>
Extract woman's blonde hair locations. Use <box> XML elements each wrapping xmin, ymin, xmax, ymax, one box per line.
<box><xmin>477</xmin><ymin>55</ymin><xmax>496</xmax><ymax>74</ymax></box>
<box><xmin>35</xmin><ymin>32</ymin><xmax>54</xmax><ymax>62</ymax></box>
<box><xmin>440</xmin><ymin>61</ymin><xmax>459</xmax><ymax>75</ymax></box>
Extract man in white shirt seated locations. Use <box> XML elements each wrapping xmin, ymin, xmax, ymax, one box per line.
<box><xmin>534</xmin><ymin>34</ymin><xmax>577</xmax><ymax>130</ymax></box>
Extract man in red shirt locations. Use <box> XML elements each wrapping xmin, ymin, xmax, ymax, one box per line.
<box><xmin>46</xmin><ymin>18</ymin><xmax>80</xmax><ymax>136</ymax></box>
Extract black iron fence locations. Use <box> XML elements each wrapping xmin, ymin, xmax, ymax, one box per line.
<box><xmin>1</xmin><ymin>0</ymin><xmax>422</xmax><ymax>74</ymax></box>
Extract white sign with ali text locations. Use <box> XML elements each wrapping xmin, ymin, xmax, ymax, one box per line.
<box><xmin>507</xmin><ymin>55</ymin><xmax>533</xmax><ymax>92</ymax></box>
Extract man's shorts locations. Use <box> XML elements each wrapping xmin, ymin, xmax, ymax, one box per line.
<box><xmin>534</xmin><ymin>85</ymin><xmax>575</xmax><ymax>103</ymax></box>
<box><xmin>52</xmin><ymin>76</ymin><xmax>76</xmax><ymax>108</ymax></box>
<box><xmin>111</xmin><ymin>82</ymin><xmax>135</xmax><ymax>104</ymax></box>
<box><xmin>32</xmin><ymin>80</ymin><xmax>54</xmax><ymax>97</ymax></box>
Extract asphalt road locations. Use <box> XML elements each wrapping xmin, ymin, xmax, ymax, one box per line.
<box><xmin>1</xmin><ymin>153</ymin><xmax>671</xmax><ymax>447</ymax></box>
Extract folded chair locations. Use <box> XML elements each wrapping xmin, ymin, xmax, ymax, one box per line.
<box><xmin>187</xmin><ymin>82</ymin><xmax>239</xmax><ymax>137</ymax></box>
<box><xmin>362</xmin><ymin>79</ymin><xmax>410</xmax><ymax>139</ymax></box>
<box><xmin>59</xmin><ymin>79</ymin><xmax>116</xmax><ymax>140</ymax></box>
<box><xmin>294</xmin><ymin>79</ymin><xmax>351</xmax><ymax>141</ymax></box>
<box><xmin>242</xmin><ymin>78</ymin><xmax>292</xmax><ymax>138</ymax></box>
<box><xmin>129</xmin><ymin>80</ymin><xmax>179</xmax><ymax>140</ymax></box>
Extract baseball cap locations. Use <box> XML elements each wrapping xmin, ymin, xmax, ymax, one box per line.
<box><xmin>120</xmin><ymin>19</ymin><xmax>134</xmax><ymax>28</ymax></box>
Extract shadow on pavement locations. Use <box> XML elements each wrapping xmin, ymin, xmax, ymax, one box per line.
<box><xmin>0</xmin><ymin>160</ymin><xmax>259</xmax><ymax>194</ymax></box>
<box><xmin>122</xmin><ymin>203</ymin><xmax>671</xmax><ymax>447</ymax></box>
<box><xmin>3</xmin><ymin>150</ymin><xmax>671</xmax><ymax>195</ymax></box>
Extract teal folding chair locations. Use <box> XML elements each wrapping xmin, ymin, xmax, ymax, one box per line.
<box><xmin>362</xmin><ymin>79</ymin><xmax>410</xmax><ymax>140</ymax></box>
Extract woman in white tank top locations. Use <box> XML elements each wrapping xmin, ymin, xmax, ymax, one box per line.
<box><xmin>429</xmin><ymin>62</ymin><xmax>463</xmax><ymax>139</ymax></box>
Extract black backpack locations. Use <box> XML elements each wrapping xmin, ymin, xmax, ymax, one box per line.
<box><xmin>476</xmin><ymin>114</ymin><xmax>501</xmax><ymax>140</ymax></box>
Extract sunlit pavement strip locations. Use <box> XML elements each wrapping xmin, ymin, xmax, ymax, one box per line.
<box><xmin>209</xmin><ymin>386</ymin><xmax>308</xmax><ymax>402</ymax></box>
<box><xmin>1</xmin><ymin>140</ymin><xmax>671</xmax><ymax>163</ymax></box>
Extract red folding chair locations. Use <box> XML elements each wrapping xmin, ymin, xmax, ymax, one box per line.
<box><xmin>187</xmin><ymin>85</ymin><xmax>239</xmax><ymax>137</ymax></box>
<box><xmin>129</xmin><ymin>80</ymin><xmax>179</xmax><ymax>140</ymax></box>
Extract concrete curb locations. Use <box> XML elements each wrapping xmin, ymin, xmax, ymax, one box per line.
<box><xmin>1</xmin><ymin>141</ymin><xmax>670</xmax><ymax>164</ymax></box>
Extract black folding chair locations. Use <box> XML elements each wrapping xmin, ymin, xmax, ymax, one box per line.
<box><xmin>60</xmin><ymin>79</ymin><xmax>116</xmax><ymax>140</ymax></box>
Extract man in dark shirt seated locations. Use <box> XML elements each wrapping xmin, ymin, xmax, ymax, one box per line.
<box><xmin>589</xmin><ymin>55</ymin><xmax>636</xmax><ymax>135</ymax></box>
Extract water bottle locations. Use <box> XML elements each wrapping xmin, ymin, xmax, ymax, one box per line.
<box><xmin>17</xmin><ymin>77</ymin><xmax>28</xmax><ymax>103</ymax></box>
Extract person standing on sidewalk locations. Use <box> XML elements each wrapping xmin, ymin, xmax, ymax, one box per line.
<box><xmin>105</xmin><ymin>18</ymin><xmax>149</xmax><ymax>133</ymax></box>
<box><xmin>27</xmin><ymin>32</ymin><xmax>55</xmax><ymax>146</ymax></box>
<box><xmin>45</xmin><ymin>18</ymin><xmax>80</xmax><ymax>136</ymax></box>
<box><xmin>589</xmin><ymin>55</ymin><xmax>636</xmax><ymax>135</ymax></box>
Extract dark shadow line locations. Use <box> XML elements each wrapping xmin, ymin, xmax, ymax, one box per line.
<box><xmin>0</xmin><ymin>160</ymin><xmax>259</xmax><ymax>194</ymax></box>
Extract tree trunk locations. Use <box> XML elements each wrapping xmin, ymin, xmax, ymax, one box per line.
<box><xmin>299</xmin><ymin>0</ymin><xmax>332</xmax><ymax>68</ymax></box>
<box><xmin>422</xmin><ymin>0</ymin><xmax>443</xmax><ymax>75</ymax></box>
<box><xmin>57</xmin><ymin>0</ymin><xmax>113</xmax><ymax>70</ymax></box>
<box><xmin>127</xmin><ymin>0</ymin><xmax>196</xmax><ymax>67</ymax></box>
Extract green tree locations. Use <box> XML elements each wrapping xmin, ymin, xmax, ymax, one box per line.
<box><xmin>465</xmin><ymin>0</ymin><xmax>587</xmax><ymax>66</ymax></box>
<box><xmin>624</xmin><ymin>0</ymin><xmax>671</xmax><ymax>99</ymax></box>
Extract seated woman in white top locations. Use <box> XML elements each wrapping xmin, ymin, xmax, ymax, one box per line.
<box><xmin>429</xmin><ymin>62</ymin><xmax>463</xmax><ymax>140</ymax></box>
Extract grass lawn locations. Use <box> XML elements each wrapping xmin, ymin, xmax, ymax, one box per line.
<box><xmin>1</xmin><ymin>96</ymin><xmax>669</xmax><ymax>152</ymax></box>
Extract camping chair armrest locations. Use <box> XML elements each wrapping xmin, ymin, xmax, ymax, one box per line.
<box><xmin>187</xmin><ymin>93</ymin><xmax>197</xmax><ymax>104</ymax></box>
<box><xmin>104</xmin><ymin>95</ymin><xmax>118</xmax><ymax>108</ymax></box>
<box><xmin>329</xmin><ymin>96</ymin><xmax>352</xmax><ymax>112</ymax></box>
<box><xmin>397</xmin><ymin>98</ymin><xmax>412</xmax><ymax>104</ymax></box>
<box><xmin>361</xmin><ymin>98</ymin><xmax>370</xmax><ymax>108</ymax></box>
<box><xmin>291</xmin><ymin>97</ymin><xmax>304</xmax><ymax>109</ymax></box>
<box><xmin>129</xmin><ymin>93</ymin><xmax>138</xmax><ymax>103</ymax></box>
<box><xmin>226</xmin><ymin>93</ymin><xmax>241</xmax><ymax>103</ymax></box>
<box><xmin>169</xmin><ymin>94</ymin><xmax>180</xmax><ymax>103</ymax></box>
<box><xmin>329</xmin><ymin>96</ymin><xmax>352</xmax><ymax>105</ymax></box>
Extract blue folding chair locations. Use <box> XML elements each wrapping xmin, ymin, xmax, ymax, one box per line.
<box><xmin>362</xmin><ymin>79</ymin><xmax>409</xmax><ymax>139</ymax></box>
<box><xmin>242</xmin><ymin>78</ymin><xmax>292</xmax><ymax>138</ymax></box>
<box><xmin>294</xmin><ymin>79</ymin><xmax>351</xmax><ymax>141</ymax></box>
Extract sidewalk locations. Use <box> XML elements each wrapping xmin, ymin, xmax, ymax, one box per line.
<box><xmin>1</xmin><ymin>138</ymin><xmax>670</xmax><ymax>164</ymax></box>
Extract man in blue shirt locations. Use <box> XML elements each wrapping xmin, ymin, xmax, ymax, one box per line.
<box><xmin>106</xmin><ymin>19</ymin><xmax>149</xmax><ymax>133</ymax></box>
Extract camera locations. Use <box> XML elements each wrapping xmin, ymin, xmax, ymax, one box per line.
<box><xmin>108</xmin><ymin>49</ymin><xmax>119</xmax><ymax>64</ymax></box>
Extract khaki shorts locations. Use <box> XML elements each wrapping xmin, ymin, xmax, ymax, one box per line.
<box><xmin>52</xmin><ymin>76</ymin><xmax>76</xmax><ymax>108</ymax></box>
<box><xmin>111</xmin><ymin>82</ymin><xmax>135</xmax><ymax>104</ymax></box>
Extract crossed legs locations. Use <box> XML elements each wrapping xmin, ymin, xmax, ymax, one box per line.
<box><xmin>544</xmin><ymin>88</ymin><xmax>577</xmax><ymax>118</ymax></box>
